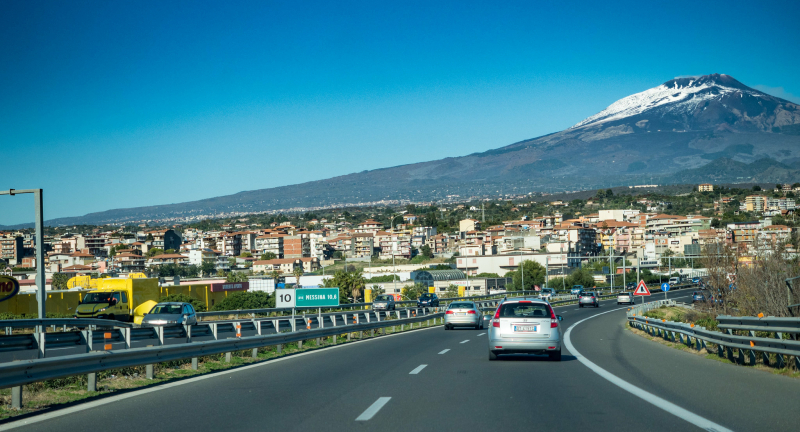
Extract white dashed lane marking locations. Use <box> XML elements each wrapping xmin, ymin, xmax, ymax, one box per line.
<box><xmin>356</xmin><ymin>397</ymin><xmax>391</xmax><ymax>421</ymax></box>
<box><xmin>409</xmin><ymin>364</ymin><xmax>427</xmax><ymax>374</ymax></box>
<box><xmin>438</xmin><ymin>349</ymin><xmax>450</xmax><ymax>354</ymax></box>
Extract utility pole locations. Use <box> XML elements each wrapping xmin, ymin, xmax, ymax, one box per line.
<box><xmin>0</xmin><ymin>189</ymin><xmax>45</xmax><ymax>318</ymax></box>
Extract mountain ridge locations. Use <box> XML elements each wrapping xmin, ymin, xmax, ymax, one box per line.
<box><xmin>5</xmin><ymin>73</ymin><xmax>800</xmax><ymax>227</ymax></box>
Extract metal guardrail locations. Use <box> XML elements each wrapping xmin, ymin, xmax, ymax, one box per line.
<box><xmin>196</xmin><ymin>291</ymin><xmax>540</xmax><ymax>318</ymax></box>
<box><xmin>627</xmin><ymin>301</ymin><xmax>800</xmax><ymax>371</ymax></box>
<box><xmin>0</xmin><ymin>318</ymin><xmax>132</xmax><ymax>333</ymax></box>
<box><xmin>0</xmin><ymin>306</ymin><xmax>447</xmax><ymax>409</ymax></box>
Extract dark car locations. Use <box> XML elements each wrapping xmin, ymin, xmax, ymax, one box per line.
<box><xmin>417</xmin><ymin>293</ymin><xmax>440</xmax><ymax>308</ymax></box>
<box><xmin>141</xmin><ymin>302</ymin><xmax>198</xmax><ymax>326</ymax></box>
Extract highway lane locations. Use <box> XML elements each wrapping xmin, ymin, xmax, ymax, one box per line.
<box><xmin>570</xmin><ymin>293</ymin><xmax>800</xmax><ymax>431</ymax></box>
<box><xmin>5</xmin><ymin>288</ymin><xmax>796</xmax><ymax>431</ymax></box>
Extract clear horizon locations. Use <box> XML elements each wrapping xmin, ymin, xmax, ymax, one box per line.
<box><xmin>2</xmin><ymin>0</ymin><xmax>799</xmax><ymax>225</ymax></box>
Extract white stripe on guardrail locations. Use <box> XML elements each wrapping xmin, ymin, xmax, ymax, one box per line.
<box><xmin>563</xmin><ymin>307</ymin><xmax>732</xmax><ymax>432</ymax></box>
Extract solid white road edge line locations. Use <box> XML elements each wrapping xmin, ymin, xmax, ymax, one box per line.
<box><xmin>355</xmin><ymin>397</ymin><xmax>391</xmax><ymax>421</ymax></box>
<box><xmin>409</xmin><ymin>364</ymin><xmax>427</xmax><ymax>374</ymax></box>
<box><xmin>563</xmin><ymin>306</ymin><xmax>732</xmax><ymax>432</ymax></box>
<box><xmin>0</xmin><ymin>323</ymin><xmax>442</xmax><ymax>431</ymax></box>
<box><xmin>438</xmin><ymin>349</ymin><xmax>450</xmax><ymax>354</ymax></box>
<box><xmin>460</xmin><ymin>340</ymin><xmax>469</xmax><ymax>344</ymax></box>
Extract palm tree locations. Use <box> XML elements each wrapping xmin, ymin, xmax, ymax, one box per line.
<box><xmin>349</xmin><ymin>270</ymin><xmax>366</xmax><ymax>303</ymax></box>
<box><xmin>293</xmin><ymin>264</ymin><xmax>304</xmax><ymax>288</ymax></box>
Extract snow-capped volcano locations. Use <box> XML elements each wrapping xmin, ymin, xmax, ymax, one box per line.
<box><xmin>570</xmin><ymin>73</ymin><xmax>800</xmax><ymax>133</ymax></box>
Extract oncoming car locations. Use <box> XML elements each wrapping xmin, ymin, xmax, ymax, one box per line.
<box><xmin>444</xmin><ymin>301</ymin><xmax>483</xmax><ymax>330</ymax></box>
<box><xmin>372</xmin><ymin>294</ymin><xmax>396</xmax><ymax>311</ymax></box>
<box><xmin>488</xmin><ymin>299</ymin><xmax>563</xmax><ymax>361</ymax></box>
<box><xmin>141</xmin><ymin>302</ymin><xmax>198</xmax><ymax>326</ymax></box>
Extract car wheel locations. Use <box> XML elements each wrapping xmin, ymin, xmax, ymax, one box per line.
<box><xmin>548</xmin><ymin>350</ymin><xmax>562</xmax><ymax>361</ymax></box>
<box><xmin>489</xmin><ymin>350</ymin><xmax>498</xmax><ymax>361</ymax></box>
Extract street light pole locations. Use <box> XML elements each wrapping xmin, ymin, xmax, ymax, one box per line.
<box><xmin>1</xmin><ymin>189</ymin><xmax>46</xmax><ymax>318</ymax></box>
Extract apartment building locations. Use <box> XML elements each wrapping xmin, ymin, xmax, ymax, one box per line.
<box><xmin>459</xmin><ymin>219</ymin><xmax>481</xmax><ymax>233</ymax></box>
<box><xmin>356</xmin><ymin>219</ymin><xmax>384</xmax><ymax>233</ymax></box>
<box><xmin>188</xmin><ymin>248</ymin><xmax>230</xmax><ymax>272</ymax></box>
<box><xmin>758</xmin><ymin>225</ymin><xmax>792</xmax><ymax>244</ymax></box>
<box><xmin>745</xmin><ymin>195</ymin><xmax>767</xmax><ymax>212</ymax></box>
<box><xmin>76</xmin><ymin>234</ymin><xmax>108</xmax><ymax>257</ymax></box>
<box><xmin>726</xmin><ymin>221</ymin><xmax>761</xmax><ymax>247</ymax></box>
<box><xmin>284</xmin><ymin>235</ymin><xmax>310</xmax><ymax>258</ymax></box>
<box><xmin>114</xmin><ymin>253</ymin><xmax>146</xmax><ymax>273</ymax></box>
<box><xmin>145</xmin><ymin>229</ymin><xmax>182</xmax><ymax>252</ymax></box>
<box><xmin>146</xmin><ymin>253</ymin><xmax>189</xmax><ymax>268</ymax></box>
<box><xmin>217</xmin><ymin>232</ymin><xmax>242</xmax><ymax>257</ymax></box>
<box><xmin>255</xmin><ymin>234</ymin><xmax>284</xmax><ymax>258</ymax></box>
<box><xmin>252</xmin><ymin>257</ymin><xmax>320</xmax><ymax>274</ymax></box>
<box><xmin>0</xmin><ymin>236</ymin><xmax>23</xmax><ymax>263</ymax></box>
<box><xmin>698</xmin><ymin>183</ymin><xmax>714</xmax><ymax>192</ymax></box>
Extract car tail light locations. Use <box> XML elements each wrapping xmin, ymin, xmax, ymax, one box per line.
<box><xmin>467</xmin><ymin>310</ymin><xmax>476</xmax><ymax>314</ymax></box>
<box><xmin>493</xmin><ymin>307</ymin><xmax>501</xmax><ymax>320</ymax></box>
<box><xmin>519</xmin><ymin>300</ymin><xmax>532</xmax><ymax>303</ymax></box>
<box><xmin>548</xmin><ymin>306</ymin><xmax>558</xmax><ymax>328</ymax></box>
<box><xmin>548</xmin><ymin>346</ymin><xmax>556</xmax><ymax>350</ymax></box>
<box><xmin>492</xmin><ymin>320</ymin><xmax>500</xmax><ymax>328</ymax></box>
<box><xmin>494</xmin><ymin>346</ymin><xmax>502</xmax><ymax>349</ymax></box>
<box><xmin>445</xmin><ymin>310</ymin><xmax>454</xmax><ymax>314</ymax></box>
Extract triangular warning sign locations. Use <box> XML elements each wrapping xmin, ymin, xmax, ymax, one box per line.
<box><xmin>633</xmin><ymin>280</ymin><xmax>651</xmax><ymax>296</ymax></box>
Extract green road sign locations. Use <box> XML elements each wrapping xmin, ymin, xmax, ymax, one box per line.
<box><xmin>296</xmin><ymin>288</ymin><xmax>340</xmax><ymax>307</ymax></box>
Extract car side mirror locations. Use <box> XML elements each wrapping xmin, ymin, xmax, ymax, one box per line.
<box><xmin>557</xmin><ymin>315</ymin><xmax>563</xmax><ymax>321</ymax></box>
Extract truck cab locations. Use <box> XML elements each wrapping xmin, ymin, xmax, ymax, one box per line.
<box><xmin>75</xmin><ymin>290</ymin><xmax>131</xmax><ymax>322</ymax></box>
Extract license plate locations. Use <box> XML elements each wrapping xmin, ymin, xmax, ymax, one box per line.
<box><xmin>514</xmin><ymin>325</ymin><xmax>538</xmax><ymax>332</ymax></box>
<box><xmin>456</xmin><ymin>312</ymin><xmax>466</xmax><ymax>316</ymax></box>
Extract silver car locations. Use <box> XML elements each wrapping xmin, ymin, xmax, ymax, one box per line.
<box><xmin>445</xmin><ymin>301</ymin><xmax>484</xmax><ymax>330</ymax></box>
<box><xmin>488</xmin><ymin>299</ymin><xmax>562</xmax><ymax>361</ymax></box>
<box><xmin>578</xmin><ymin>292</ymin><xmax>599</xmax><ymax>308</ymax></box>
<box><xmin>141</xmin><ymin>302</ymin><xmax>198</xmax><ymax>326</ymax></box>
<box><xmin>539</xmin><ymin>288</ymin><xmax>556</xmax><ymax>300</ymax></box>
<box><xmin>617</xmin><ymin>292</ymin><xmax>634</xmax><ymax>305</ymax></box>
<box><xmin>372</xmin><ymin>294</ymin><xmax>396</xmax><ymax>311</ymax></box>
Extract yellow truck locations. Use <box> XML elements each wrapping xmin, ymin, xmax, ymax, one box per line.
<box><xmin>74</xmin><ymin>278</ymin><xmax>160</xmax><ymax>324</ymax></box>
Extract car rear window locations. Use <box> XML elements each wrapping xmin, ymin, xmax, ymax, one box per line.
<box><xmin>449</xmin><ymin>302</ymin><xmax>474</xmax><ymax>309</ymax></box>
<box><xmin>498</xmin><ymin>303</ymin><xmax>551</xmax><ymax>318</ymax></box>
<box><xmin>375</xmin><ymin>295</ymin><xmax>392</xmax><ymax>301</ymax></box>
<box><xmin>582</xmin><ymin>292</ymin><xmax>595</xmax><ymax>296</ymax></box>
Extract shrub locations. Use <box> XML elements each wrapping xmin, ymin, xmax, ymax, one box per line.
<box><xmin>211</xmin><ymin>291</ymin><xmax>274</xmax><ymax>311</ymax></box>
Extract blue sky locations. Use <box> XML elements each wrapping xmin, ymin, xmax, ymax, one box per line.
<box><xmin>2</xmin><ymin>0</ymin><xmax>799</xmax><ymax>225</ymax></box>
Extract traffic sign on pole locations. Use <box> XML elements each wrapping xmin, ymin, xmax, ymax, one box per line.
<box><xmin>276</xmin><ymin>289</ymin><xmax>295</xmax><ymax>308</ymax></box>
<box><xmin>661</xmin><ymin>282</ymin><xmax>670</xmax><ymax>292</ymax></box>
<box><xmin>296</xmin><ymin>288</ymin><xmax>339</xmax><ymax>308</ymax></box>
<box><xmin>633</xmin><ymin>280</ymin><xmax>651</xmax><ymax>296</ymax></box>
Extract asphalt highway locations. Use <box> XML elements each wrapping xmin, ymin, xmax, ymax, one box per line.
<box><xmin>4</xmin><ymin>289</ymin><xmax>799</xmax><ymax>432</ymax></box>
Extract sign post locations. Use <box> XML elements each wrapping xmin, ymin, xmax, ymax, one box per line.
<box><xmin>633</xmin><ymin>280</ymin><xmax>651</xmax><ymax>304</ymax></box>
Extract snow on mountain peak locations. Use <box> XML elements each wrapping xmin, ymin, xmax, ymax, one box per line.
<box><xmin>570</xmin><ymin>74</ymin><xmax>756</xmax><ymax>129</ymax></box>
